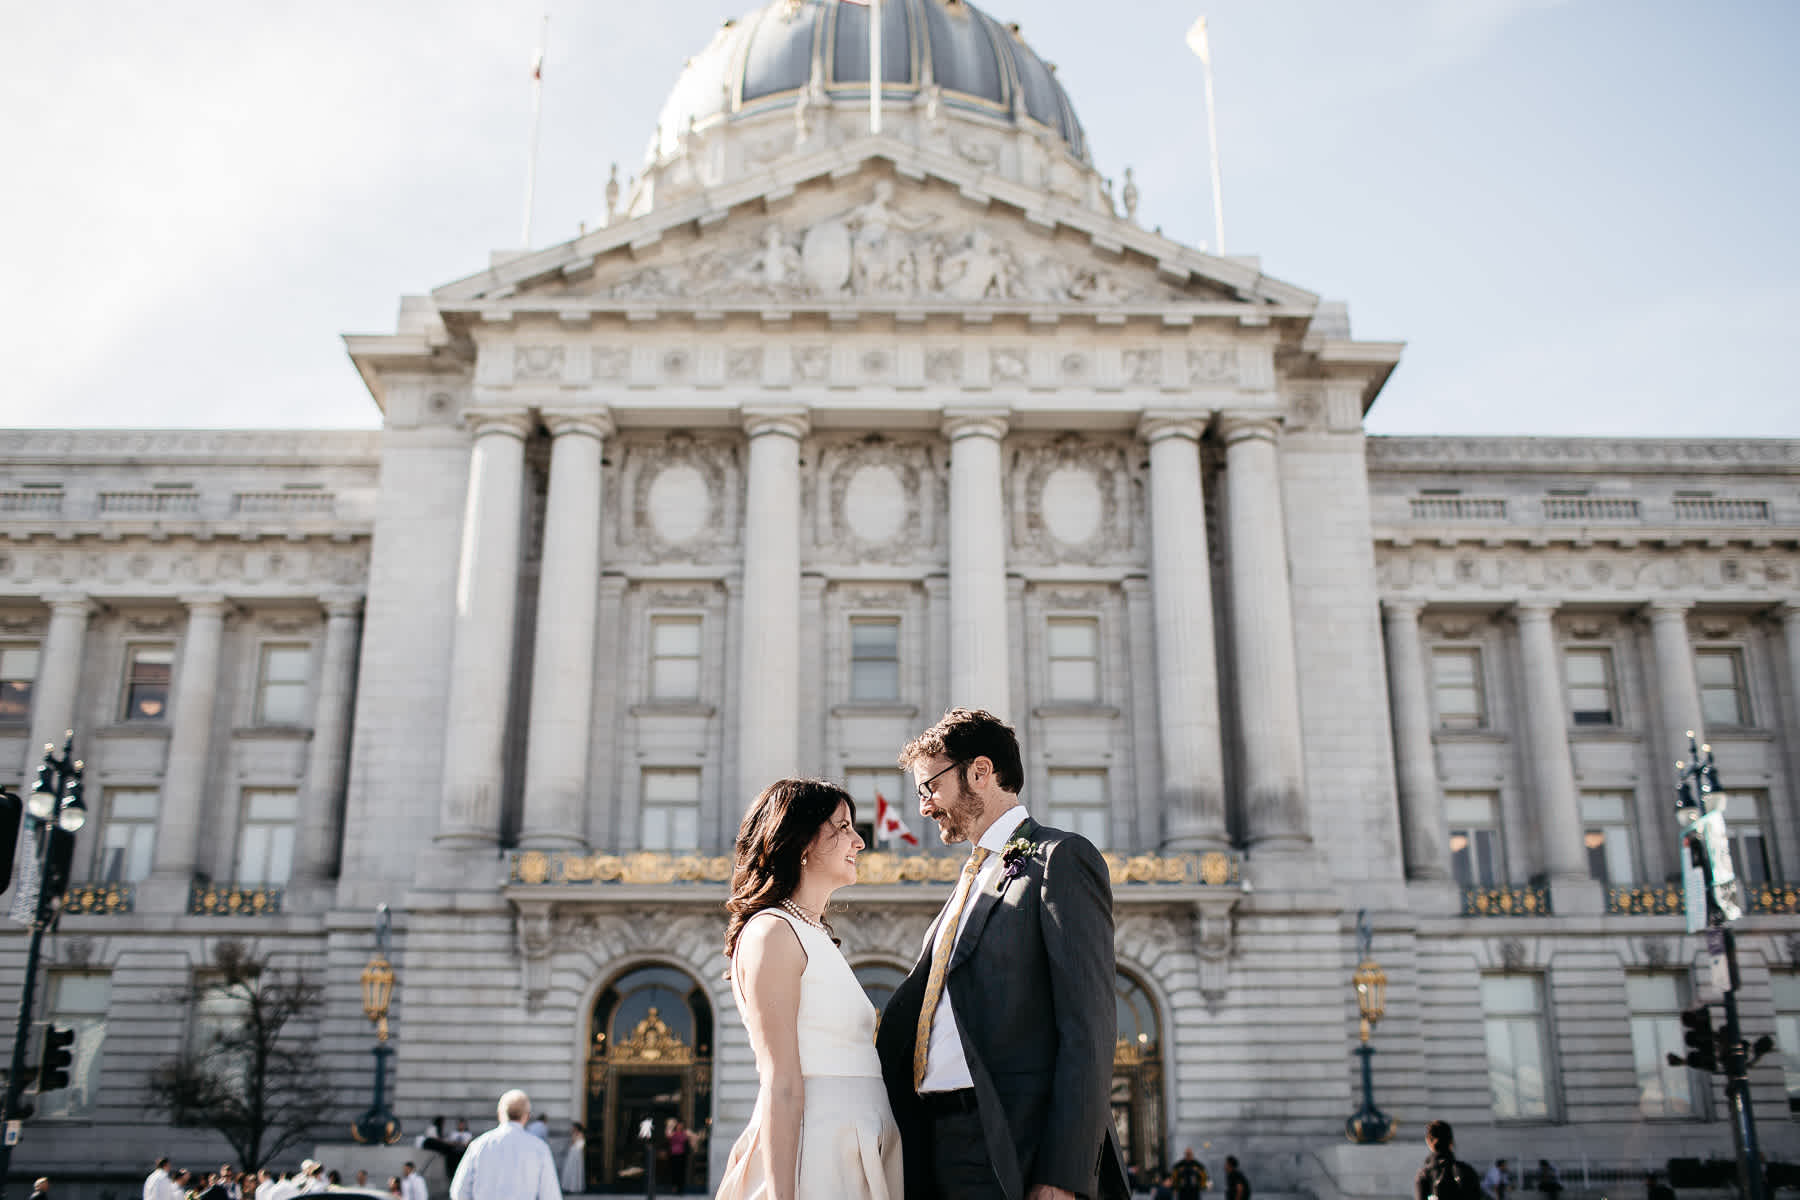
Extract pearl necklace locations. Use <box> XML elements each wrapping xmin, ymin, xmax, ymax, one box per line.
<box><xmin>780</xmin><ymin>899</ymin><xmax>824</xmax><ymax>928</ymax></box>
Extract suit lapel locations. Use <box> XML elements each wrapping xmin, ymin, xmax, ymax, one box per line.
<box><xmin>947</xmin><ymin>818</ymin><xmax>1038</xmax><ymax>974</ymax></box>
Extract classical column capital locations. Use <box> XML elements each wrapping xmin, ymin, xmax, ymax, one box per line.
<box><xmin>1380</xmin><ymin>596</ymin><xmax>1427</xmax><ymax>621</ymax></box>
<box><xmin>541</xmin><ymin>407</ymin><xmax>615</xmax><ymax>442</ymax></box>
<box><xmin>319</xmin><ymin>592</ymin><xmax>365</xmax><ymax>621</ymax></box>
<box><xmin>742</xmin><ymin>406</ymin><xmax>810</xmax><ymax>441</ymax></box>
<box><xmin>39</xmin><ymin>591</ymin><xmax>95</xmax><ymax>617</ymax></box>
<box><xmin>463</xmin><ymin>407</ymin><xmax>536</xmax><ymax>441</ymax></box>
<box><xmin>942</xmin><ymin>409</ymin><xmax>1010</xmax><ymax>442</ymax></box>
<box><xmin>179</xmin><ymin>592</ymin><xmax>233</xmax><ymax>617</ymax></box>
<box><xmin>1775</xmin><ymin>601</ymin><xmax>1800</xmax><ymax>627</ymax></box>
<box><xmin>1216</xmin><ymin>412</ymin><xmax>1282</xmax><ymax>447</ymax></box>
<box><xmin>1137</xmin><ymin>411</ymin><xmax>1210</xmax><ymax>445</ymax></box>
<box><xmin>1644</xmin><ymin>598</ymin><xmax>1694</xmax><ymax>622</ymax></box>
<box><xmin>1511</xmin><ymin>599</ymin><xmax>1558</xmax><ymax>623</ymax></box>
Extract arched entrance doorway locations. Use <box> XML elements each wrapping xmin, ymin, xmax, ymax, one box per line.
<box><xmin>585</xmin><ymin>964</ymin><xmax>714</xmax><ymax>1193</ymax></box>
<box><xmin>1113</xmin><ymin>969</ymin><xmax>1164</xmax><ymax>1185</ymax></box>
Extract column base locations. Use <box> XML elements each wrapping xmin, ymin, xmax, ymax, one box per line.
<box><xmin>515</xmin><ymin>831</ymin><xmax>587</xmax><ymax>852</ymax></box>
<box><xmin>1548</xmin><ymin>876</ymin><xmax>1605</xmax><ymax>916</ymax></box>
<box><xmin>1160</xmin><ymin>813</ymin><xmax>1231</xmax><ymax>852</ymax></box>
<box><xmin>416</xmin><ymin>838</ymin><xmax>509</xmax><ymax>891</ymax></box>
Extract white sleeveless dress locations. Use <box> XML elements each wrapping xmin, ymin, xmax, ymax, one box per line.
<box><xmin>716</xmin><ymin>908</ymin><xmax>904</xmax><ymax>1200</ymax></box>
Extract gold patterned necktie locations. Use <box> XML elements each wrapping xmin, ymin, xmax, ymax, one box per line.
<box><xmin>913</xmin><ymin>846</ymin><xmax>992</xmax><ymax>1090</ymax></box>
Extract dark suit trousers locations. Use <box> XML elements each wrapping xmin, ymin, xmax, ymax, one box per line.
<box><xmin>931</xmin><ymin>1109</ymin><xmax>1008</xmax><ymax>1200</ymax></box>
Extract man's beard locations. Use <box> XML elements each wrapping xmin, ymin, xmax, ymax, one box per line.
<box><xmin>931</xmin><ymin>775</ymin><xmax>985</xmax><ymax>845</ymax></box>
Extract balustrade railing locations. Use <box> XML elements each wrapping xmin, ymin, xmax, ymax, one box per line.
<box><xmin>188</xmin><ymin>883</ymin><xmax>284</xmax><ymax>915</ymax></box>
<box><xmin>1606</xmin><ymin>884</ymin><xmax>1684</xmax><ymax>915</ymax></box>
<box><xmin>1672</xmin><ymin>497</ymin><xmax>1771</xmax><ymax>523</ymax></box>
<box><xmin>61</xmin><ymin>882</ymin><xmax>134</xmax><ymax>914</ymax></box>
<box><xmin>1542</xmin><ymin>497</ymin><xmax>1641</xmax><ymax>521</ymax></box>
<box><xmin>98</xmin><ymin>490</ymin><xmax>200</xmax><ymax>516</ymax></box>
<box><xmin>0</xmin><ymin>489</ymin><xmax>63</xmax><ymax>514</ymax></box>
<box><xmin>232</xmin><ymin>490</ymin><xmax>336</xmax><ymax>516</ymax></box>
<box><xmin>1409</xmin><ymin>496</ymin><xmax>1508</xmax><ymax>521</ymax></box>
<box><xmin>1461</xmin><ymin>884</ymin><xmax>1553</xmax><ymax>916</ymax></box>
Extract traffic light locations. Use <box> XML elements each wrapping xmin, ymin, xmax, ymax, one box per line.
<box><xmin>0</xmin><ymin>788</ymin><xmax>20</xmax><ymax>893</ymax></box>
<box><xmin>41</xmin><ymin>826</ymin><xmax>76</xmax><ymax>900</ymax></box>
<box><xmin>1679</xmin><ymin>1005</ymin><xmax>1718</xmax><ymax>1072</ymax></box>
<box><xmin>38</xmin><ymin>1024</ymin><xmax>75</xmax><ymax>1094</ymax></box>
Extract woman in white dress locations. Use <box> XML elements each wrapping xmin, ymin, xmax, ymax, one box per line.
<box><xmin>716</xmin><ymin>779</ymin><xmax>904</xmax><ymax>1200</ymax></box>
<box><xmin>560</xmin><ymin>1120</ymin><xmax>586</xmax><ymax>1193</ymax></box>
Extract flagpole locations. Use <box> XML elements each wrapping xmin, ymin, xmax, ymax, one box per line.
<box><xmin>1187</xmin><ymin>16</ymin><xmax>1226</xmax><ymax>255</ymax></box>
<box><xmin>522</xmin><ymin>13</ymin><xmax>549</xmax><ymax>247</ymax></box>
<box><xmin>870</xmin><ymin>0</ymin><xmax>883</xmax><ymax>134</ymax></box>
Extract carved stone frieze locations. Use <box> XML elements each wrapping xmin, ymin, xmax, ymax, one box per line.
<box><xmin>1121</xmin><ymin>349</ymin><xmax>1161</xmax><ymax>386</ymax></box>
<box><xmin>726</xmin><ymin>347</ymin><xmax>764</xmax><ymax>382</ymax></box>
<box><xmin>593</xmin><ymin>346</ymin><xmax>630</xmax><ymax>381</ymax></box>
<box><xmin>1369</xmin><ymin>436</ymin><xmax>1800</xmax><ymax>470</ymax></box>
<box><xmin>1187</xmin><ymin>346</ymin><xmax>1238</xmax><ymax>386</ymax></box>
<box><xmin>1009</xmin><ymin>435</ymin><xmax>1139</xmax><ymax>566</ymax></box>
<box><xmin>514</xmin><ymin>344</ymin><xmax>565</xmax><ymax>382</ymax></box>
<box><xmin>614</xmin><ymin>434</ymin><xmax>739</xmax><ymax>565</ymax></box>
<box><xmin>925</xmin><ymin>348</ymin><xmax>962</xmax><ymax>385</ymax></box>
<box><xmin>597</xmin><ymin>184</ymin><xmax>1180</xmax><ymax>307</ymax></box>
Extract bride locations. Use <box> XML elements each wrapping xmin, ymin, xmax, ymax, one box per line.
<box><xmin>715</xmin><ymin>779</ymin><xmax>903</xmax><ymax>1200</ymax></box>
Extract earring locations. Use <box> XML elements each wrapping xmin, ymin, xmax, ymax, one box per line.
<box><xmin>801</xmin><ymin>855</ymin><xmax>808</xmax><ymax>867</ymax></box>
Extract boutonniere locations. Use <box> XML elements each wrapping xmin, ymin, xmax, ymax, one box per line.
<box><xmin>1000</xmin><ymin>836</ymin><xmax>1040</xmax><ymax>882</ymax></box>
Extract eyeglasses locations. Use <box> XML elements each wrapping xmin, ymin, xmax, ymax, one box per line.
<box><xmin>915</xmin><ymin>760</ymin><xmax>963</xmax><ymax>803</ymax></box>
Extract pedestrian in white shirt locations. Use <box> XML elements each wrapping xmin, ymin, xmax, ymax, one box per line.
<box><xmin>400</xmin><ymin>1162</ymin><xmax>428</xmax><ymax>1200</ymax></box>
<box><xmin>143</xmin><ymin>1159</ymin><xmax>177</xmax><ymax>1200</ymax></box>
<box><xmin>449</xmin><ymin>1089</ymin><xmax>562</xmax><ymax>1200</ymax></box>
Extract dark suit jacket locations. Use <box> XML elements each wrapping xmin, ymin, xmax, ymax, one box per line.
<box><xmin>876</xmin><ymin>816</ymin><xmax>1130</xmax><ymax>1200</ymax></box>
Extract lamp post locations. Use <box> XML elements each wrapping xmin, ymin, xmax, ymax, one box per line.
<box><xmin>351</xmin><ymin>904</ymin><xmax>401</xmax><ymax>1145</ymax></box>
<box><xmin>1345</xmin><ymin>909</ymin><xmax>1393</xmax><ymax>1143</ymax></box>
<box><xmin>0</xmin><ymin>734</ymin><xmax>88</xmax><ymax>1196</ymax></box>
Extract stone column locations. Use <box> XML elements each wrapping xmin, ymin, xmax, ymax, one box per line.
<box><xmin>944</xmin><ymin>411</ymin><xmax>1011</xmax><ymax>720</ymax></box>
<box><xmin>437</xmin><ymin>408</ymin><xmax>534</xmax><ymax>849</ymax></box>
<box><xmin>1647</xmin><ymin>600</ymin><xmax>1704</xmax><ymax>759</ymax></box>
<box><xmin>1138</xmin><ymin>414</ymin><xmax>1227</xmax><ymax>849</ymax></box>
<box><xmin>22</xmin><ymin>593</ymin><xmax>94</xmax><ymax>779</ymax></box>
<box><xmin>1218</xmin><ymin>414</ymin><xmax>1310</xmax><ymax>851</ymax></box>
<box><xmin>293</xmin><ymin>594</ymin><xmax>362</xmax><ymax>886</ymax></box>
<box><xmin>1381</xmin><ymin>598</ymin><xmax>1451</xmax><ymax>881</ymax></box>
<box><xmin>1781</xmin><ymin>603</ymin><xmax>1800</xmax><ymax>751</ymax></box>
<box><xmin>736</xmin><ymin>408</ymin><xmax>808</xmax><ymax>796</ymax></box>
<box><xmin>1513</xmin><ymin>602</ymin><xmax>1587</xmax><ymax>882</ymax></box>
<box><xmin>150</xmin><ymin>594</ymin><xmax>229</xmax><ymax>882</ymax></box>
<box><xmin>520</xmin><ymin>409</ymin><xmax>613</xmax><ymax>848</ymax></box>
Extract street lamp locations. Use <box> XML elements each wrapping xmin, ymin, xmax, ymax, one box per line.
<box><xmin>351</xmin><ymin>904</ymin><xmax>401</xmax><ymax>1145</ymax></box>
<box><xmin>1344</xmin><ymin>909</ymin><xmax>1393</xmax><ymax>1143</ymax></box>
<box><xmin>0</xmin><ymin>734</ymin><xmax>88</xmax><ymax>1196</ymax></box>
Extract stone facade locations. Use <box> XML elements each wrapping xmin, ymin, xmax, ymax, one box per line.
<box><xmin>4</xmin><ymin>2</ymin><xmax>1800</xmax><ymax>1192</ymax></box>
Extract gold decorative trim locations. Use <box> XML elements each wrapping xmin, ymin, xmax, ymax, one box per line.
<box><xmin>1460</xmin><ymin>884</ymin><xmax>1552</xmax><ymax>917</ymax></box>
<box><xmin>188</xmin><ymin>884</ymin><xmax>284</xmax><ymax>916</ymax></box>
<box><xmin>1607</xmin><ymin>884</ymin><xmax>1685</xmax><ymax>916</ymax></box>
<box><xmin>510</xmin><ymin>849</ymin><xmax>1243</xmax><ymax>888</ymax></box>
<box><xmin>62</xmin><ymin>882</ymin><xmax>134</xmax><ymax>915</ymax></box>
<box><xmin>614</xmin><ymin>1007</ymin><xmax>694</xmax><ymax>1065</ymax></box>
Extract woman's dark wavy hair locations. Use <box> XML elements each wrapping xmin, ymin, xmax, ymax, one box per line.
<box><xmin>724</xmin><ymin>777</ymin><xmax>857</xmax><ymax>961</ymax></box>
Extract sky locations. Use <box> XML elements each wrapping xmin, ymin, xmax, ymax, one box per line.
<box><xmin>3</xmin><ymin>0</ymin><xmax>1796</xmax><ymax>438</ymax></box>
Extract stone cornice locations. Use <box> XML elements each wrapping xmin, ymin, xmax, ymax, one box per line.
<box><xmin>0</xmin><ymin>429</ymin><xmax>382</xmax><ymax>466</ymax></box>
<box><xmin>1368</xmin><ymin>435</ymin><xmax>1800</xmax><ymax>474</ymax></box>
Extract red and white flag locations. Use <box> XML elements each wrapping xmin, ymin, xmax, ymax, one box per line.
<box><xmin>875</xmin><ymin>791</ymin><xmax>919</xmax><ymax>847</ymax></box>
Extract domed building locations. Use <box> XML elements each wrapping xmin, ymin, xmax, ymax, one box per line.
<box><xmin>4</xmin><ymin>1</ymin><xmax>1800</xmax><ymax>1193</ymax></box>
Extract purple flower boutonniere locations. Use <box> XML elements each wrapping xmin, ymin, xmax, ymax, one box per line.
<box><xmin>1000</xmin><ymin>836</ymin><xmax>1040</xmax><ymax>883</ymax></box>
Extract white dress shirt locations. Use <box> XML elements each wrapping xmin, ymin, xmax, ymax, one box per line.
<box><xmin>144</xmin><ymin>1169</ymin><xmax>177</xmax><ymax>1200</ymax></box>
<box><xmin>918</xmin><ymin>804</ymin><xmax>1030</xmax><ymax>1093</ymax></box>
<box><xmin>401</xmin><ymin>1171</ymin><xmax>429</xmax><ymax>1200</ymax></box>
<box><xmin>450</xmin><ymin>1119</ymin><xmax>564</xmax><ymax>1200</ymax></box>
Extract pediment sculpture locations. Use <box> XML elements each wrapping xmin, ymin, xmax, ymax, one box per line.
<box><xmin>603</xmin><ymin>183</ymin><xmax>1183</xmax><ymax>306</ymax></box>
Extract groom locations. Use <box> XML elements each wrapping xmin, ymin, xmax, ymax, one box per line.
<box><xmin>877</xmin><ymin>708</ymin><xmax>1130</xmax><ymax>1200</ymax></box>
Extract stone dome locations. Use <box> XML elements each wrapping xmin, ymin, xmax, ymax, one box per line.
<box><xmin>649</xmin><ymin>0</ymin><xmax>1090</xmax><ymax>164</ymax></box>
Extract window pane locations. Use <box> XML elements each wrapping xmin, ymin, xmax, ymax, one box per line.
<box><xmin>0</xmin><ymin>647</ymin><xmax>39</xmax><ymax>678</ymax></box>
<box><xmin>1444</xmin><ymin>793</ymin><xmax>1497</xmax><ymax>825</ymax></box>
<box><xmin>125</xmin><ymin>647</ymin><xmax>173</xmax><ymax>720</ymax></box>
<box><xmin>669</xmin><ymin>805</ymin><xmax>699</xmax><ymax>849</ymax></box>
<box><xmin>1626</xmin><ymin>975</ymin><xmax>1680</xmax><ymax>1010</ymax></box>
<box><xmin>1695</xmin><ymin>651</ymin><xmax>1737</xmax><ymax>687</ymax></box>
<box><xmin>0</xmin><ymin>647</ymin><xmax>38</xmax><ymax>722</ymax></box>
<box><xmin>1701</xmin><ymin>687</ymin><xmax>1744</xmax><ymax>728</ymax></box>
<box><xmin>1481</xmin><ymin>976</ymin><xmax>1539</xmax><ymax>1013</ymax></box>
<box><xmin>851</xmin><ymin>660</ymin><xmax>900</xmax><ymax>701</ymax></box>
<box><xmin>1580</xmin><ymin>793</ymin><xmax>1628</xmax><ymax>824</ymax></box>
<box><xmin>652</xmin><ymin>657</ymin><xmax>701</xmax><ymax>701</ymax></box>
<box><xmin>643</xmin><ymin>770</ymin><xmax>700</xmax><ymax>804</ymax></box>
<box><xmin>42</xmin><ymin>974</ymin><xmax>110</xmax><ymax>1120</ymax></box>
<box><xmin>641</xmin><ymin>807</ymin><xmax>670</xmax><ymax>850</ymax></box>
<box><xmin>851</xmin><ymin>620</ymin><xmax>899</xmax><ymax>658</ymax></box>
<box><xmin>1432</xmin><ymin>649</ymin><xmax>1484</xmax><ymax>727</ymax></box>
<box><xmin>1047</xmin><ymin>620</ymin><xmax>1098</xmax><ymax>658</ymax></box>
<box><xmin>1050</xmin><ymin>772</ymin><xmax>1106</xmax><ymax>806</ymax></box>
<box><xmin>1565</xmin><ymin>650</ymin><xmax>1607</xmax><ymax>687</ymax></box>
<box><xmin>248</xmin><ymin>791</ymin><xmax>299</xmax><ymax>821</ymax></box>
<box><xmin>653</xmin><ymin>618</ymin><xmax>702</xmax><ymax>657</ymax></box>
<box><xmin>263</xmin><ymin>646</ymin><xmax>309</xmax><ymax>684</ymax></box>
<box><xmin>1049</xmin><ymin>659</ymin><xmax>1099</xmax><ymax>702</ymax></box>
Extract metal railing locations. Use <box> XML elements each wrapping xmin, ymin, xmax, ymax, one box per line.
<box><xmin>1461</xmin><ymin>883</ymin><xmax>1553</xmax><ymax>916</ymax></box>
<box><xmin>187</xmin><ymin>883</ymin><xmax>284</xmax><ymax>916</ymax></box>
<box><xmin>1607</xmin><ymin>884</ymin><xmax>1684</xmax><ymax>915</ymax></box>
<box><xmin>61</xmin><ymin>882</ymin><xmax>134</xmax><ymax>915</ymax></box>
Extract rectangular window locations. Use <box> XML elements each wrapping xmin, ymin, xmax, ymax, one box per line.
<box><xmin>849</xmin><ymin>618</ymin><xmax>901</xmax><ymax>702</ymax></box>
<box><xmin>236</xmin><ymin>789</ymin><xmax>298</xmax><ymax>886</ymax></box>
<box><xmin>1047</xmin><ymin>769</ymin><xmax>1110</xmax><ymax>848</ymax></box>
<box><xmin>188</xmin><ymin>975</ymin><xmax>252</xmax><ymax>1090</ymax></box>
<box><xmin>98</xmin><ymin>789</ymin><xmax>159</xmax><ymax>884</ymax></box>
<box><xmin>1447</xmin><ymin>792</ymin><xmax>1504</xmax><ymax>888</ymax></box>
<box><xmin>1046</xmin><ymin>617</ymin><xmax>1101</xmax><ymax>703</ymax></box>
<box><xmin>1771</xmin><ymin>974</ymin><xmax>1800</xmax><ymax>1113</ymax></box>
<box><xmin>256</xmin><ymin>644</ymin><xmax>310</xmax><ymax>725</ymax></box>
<box><xmin>40</xmin><ymin>972</ymin><xmax>111</xmax><ymax>1120</ymax></box>
<box><xmin>1627</xmin><ymin>974</ymin><xmax>1699</xmax><ymax>1118</ymax></box>
<box><xmin>1431</xmin><ymin>647</ymin><xmax>1485</xmax><ymax>730</ymax></box>
<box><xmin>123</xmin><ymin>645</ymin><xmax>174</xmax><ymax>721</ymax></box>
<box><xmin>1696</xmin><ymin>649</ymin><xmax>1750</xmax><ymax>728</ymax></box>
<box><xmin>0</xmin><ymin>645</ymin><xmax>38</xmax><ymax>722</ymax></box>
<box><xmin>1481</xmin><ymin>975</ymin><xmax>1552</xmax><ymax>1120</ymax></box>
<box><xmin>640</xmin><ymin>769</ymin><xmax>701</xmax><ymax>850</ymax></box>
<box><xmin>1726</xmin><ymin>790</ymin><xmax>1773</xmax><ymax>886</ymax></box>
<box><xmin>1581</xmin><ymin>791</ymin><xmax>1636</xmax><ymax>886</ymax></box>
<box><xmin>649</xmin><ymin>616</ymin><xmax>702</xmax><ymax>702</ymax></box>
<box><xmin>844</xmin><ymin>768</ymin><xmax>907</xmax><ymax>849</ymax></box>
<box><xmin>1564</xmin><ymin>648</ymin><xmax>1616</xmax><ymax>727</ymax></box>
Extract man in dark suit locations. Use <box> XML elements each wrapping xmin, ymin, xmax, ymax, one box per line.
<box><xmin>877</xmin><ymin>708</ymin><xmax>1130</xmax><ymax>1200</ymax></box>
